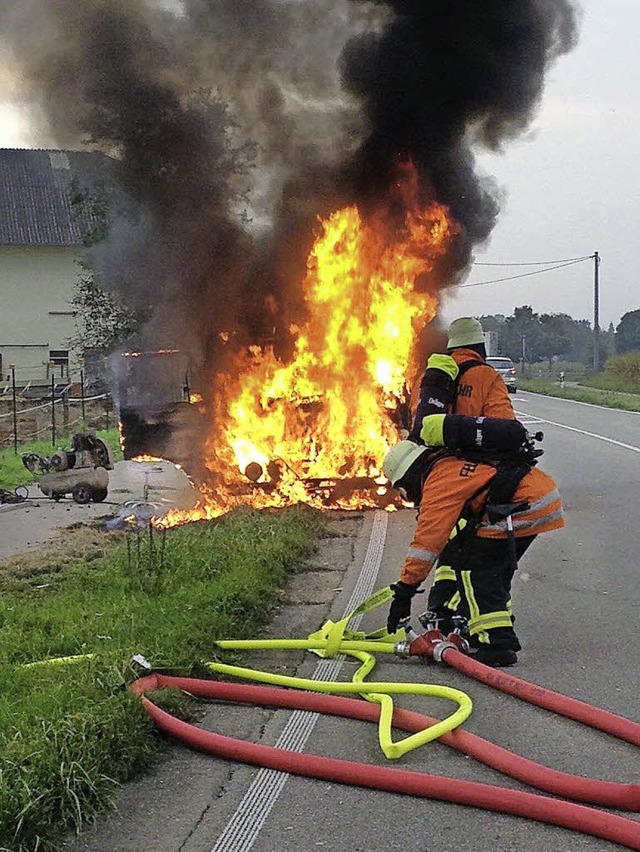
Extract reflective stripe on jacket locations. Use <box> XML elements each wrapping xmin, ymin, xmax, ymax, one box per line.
<box><xmin>398</xmin><ymin>455</ymin><xmax>565</xmax><ymax>587</ymax></box>
<box><xmin>451</xmin><ymin>348</ymin><xmax>515</xmax><ymax>419</ymax></box>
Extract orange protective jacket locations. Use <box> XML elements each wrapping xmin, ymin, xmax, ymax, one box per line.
<box><xmin>398</xmin><ymin>454</ymin><xmax>565</xmax><ymax>587</ymax></box>
<box><xmin>451</xmin><ymin>348</ymin><xmax>515</xmax><ymax>419</ymax></box>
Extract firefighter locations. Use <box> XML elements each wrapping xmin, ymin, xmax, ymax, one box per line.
<box><xmin>409</xmin><ymin>316</ymin><xmax>516</xmax><ymax>632</ymax></box>
<box><xmin>410</xmin><ymin>316</ymin><xmax>514</xmax><ymax>435</ymax></box>
<box><xmin>383</xmin><ymin>433</ymin><xmax>565</xmax><ymax>667</ymax></box>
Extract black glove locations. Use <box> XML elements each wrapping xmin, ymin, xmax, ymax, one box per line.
<box><xmin>387</xmin><ymin>581</ymin><xmax>420</xmax><ymax>633</ymax></box>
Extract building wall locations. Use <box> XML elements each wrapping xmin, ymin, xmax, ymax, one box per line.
<box><xmin>0</xmin><ymin>246</ymin><xmax>82</xmax><ymax>387</ymax></box>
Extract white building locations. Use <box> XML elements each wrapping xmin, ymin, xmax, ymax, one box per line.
<box><xmin>0</xmin><ymin>148</ymin><xmax>107</xmax><ymax>391</ymax></box>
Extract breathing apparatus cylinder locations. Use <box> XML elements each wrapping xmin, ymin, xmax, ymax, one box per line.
<box><xmin>420</xmin><ymin>413</ymin><xmax>530</xmax><ymax>456</ymax></box>
<box><xmin>443</xmin><ymin>415</ymin><xmax>529</xmax><ymax>454</ymax></box>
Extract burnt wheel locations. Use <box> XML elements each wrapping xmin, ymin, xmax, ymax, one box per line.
<box><xmin>72</xmin><ymin>482</ymin><xmax>93</xmax><ymax>505</ymax></box>
<box><xmin>92</xmin><ymin>487</ymin><xmax>108</xmax><ymax>503</ymax></box>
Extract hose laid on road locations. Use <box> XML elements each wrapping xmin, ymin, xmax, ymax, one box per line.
<box><xmin>25</xmin><ymin>588</ymin><xmax>639</xmax><ymax>845</ymax></box>
<box><xmin>210</xmin><ymin>636</ymin><xmax>640</xmax><ymax>810</ymax></box>
<box><xmin>206</xmin><ymin>650</ymin><xmax>640</xmax><ymax>812</ymax></box>
<box><xmin>132</xmin><ymin>674</ymin><xmax>640</xmax><ymax>851</ymax></box>
<box><xmin>208</xmin><ymin>654</ymin><xmax>472</xmax><ymax>759</ymax></box>
<box><xmin>440</xmin><ymin>645</ymin><xmax>640</xmax><ymax>748</ymax></box>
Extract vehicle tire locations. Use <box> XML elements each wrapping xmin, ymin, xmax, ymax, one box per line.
<box><xmin>508</xmin><ymin>386</ymin><xmax>517</xmax><ymax>394</ymax></box>
<box><xmin>92</xmin><ymin>487</ymin><xmax>108</xmax><ymax>503</ymax></box>
<box><xmin>72</xmin><ymin>482</ymin><xmax>93</xmax><ymax>504</ymax></box>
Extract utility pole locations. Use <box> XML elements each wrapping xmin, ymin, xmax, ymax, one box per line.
<box><xmin>593</xmin><ymin>251</ymin><xmax>600</xmax><ymax>372</ymax></box>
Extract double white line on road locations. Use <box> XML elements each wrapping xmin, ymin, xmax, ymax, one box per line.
<box><xmin>210</xmin><ymin>511</ymin><xmax>389</xmax><ymax>852</ymax></box>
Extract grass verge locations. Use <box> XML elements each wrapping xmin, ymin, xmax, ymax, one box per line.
<box><xmin>0</xmin><ymin>505</ymin><xmax>326</xmax><ymax>852</ymax></box>
<box><xmin>518</xmin><ymin>377</ymin><xmax>640</xmax><ymax>411</ymax></box>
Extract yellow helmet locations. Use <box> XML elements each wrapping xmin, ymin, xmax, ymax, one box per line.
<box><xmin>447</xmin><ymin>316</ymin><xmax>484</xmax><ymax>349</ymax></box>
<box><xmin>381</xmin><ymin>440</ymin><xmax>427</xmax><ymax>485</ymax></box>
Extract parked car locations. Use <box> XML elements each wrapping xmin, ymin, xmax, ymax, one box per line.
<box><xmin>486</xmin><ymin>356</ymin><xmax>517</xmax><ymax>393</ymax></box>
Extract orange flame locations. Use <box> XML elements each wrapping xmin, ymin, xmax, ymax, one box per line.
<box><xmin>161</xmin><ymin>169</ymin><xmax>460</xmax><ymax>526</ymax></box>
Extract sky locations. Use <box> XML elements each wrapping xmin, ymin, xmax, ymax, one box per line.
<box><xmin>0</xmin><ymin>0</ymin><xmax>637</xmax><ymax>332</ymax></box>
<box><xmin>440</xmin><ymin>0</ymin><xmax>640</xmax><ymax>331</ymax></box>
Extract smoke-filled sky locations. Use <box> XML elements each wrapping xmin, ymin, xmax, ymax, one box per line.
<box><xmin>0</xmin><ymin>0</ymin><xmax>601</xmax><ymax>364</ymax></box>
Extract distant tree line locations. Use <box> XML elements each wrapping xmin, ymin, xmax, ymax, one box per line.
<box><xmin>478</xmin><ymin>307</ymin><xmax>640</xmax><ymax>369</ymax></box>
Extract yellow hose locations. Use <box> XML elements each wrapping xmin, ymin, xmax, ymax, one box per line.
<box><xmin>213</xmin><ymin>587</ymin><xmax>473</xmax><ymax>759</ymax></box>
<box><xmin>21</xmin><ymin>653</ymin><xmax>95</xmax><ymax>668</ymax></box>
<box><xmin>208</xmin><ymin>656</ymin><xmax>472</xmax><ymax>759</ymax></box>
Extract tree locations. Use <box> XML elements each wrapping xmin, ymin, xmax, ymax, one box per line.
<box><xmin>68</xmin><ymin>174</ymin><xmax>142</xmax><ymax>356</ymax></box>
<box><xmin>615</xmin><ymin>310</ymin><xmax>640</xmax><ymax>354</ymax></box>
<box><xmin>69</xmin><ymin>275</ymin><xmax>141</xmax><ymax>356</ymax></box>
<box><xmin>538</xmin><ymin>313</ymin><xmax>573</xmax><ymax>365</ymax></box>
<box><xmin>500</xmin><ymin>306</ymin><xmax>546</xmax><ymax>364</ymax></box>
<box><xmin>476</xmin><ymin>314</ymin><xmax>507</xmax><ymax>333</ymax></box>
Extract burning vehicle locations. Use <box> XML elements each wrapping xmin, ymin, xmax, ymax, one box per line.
<box><xmin>115</xmin><ymin>182</ymin><xmax>456</xmax><ymax>525</ymax></box>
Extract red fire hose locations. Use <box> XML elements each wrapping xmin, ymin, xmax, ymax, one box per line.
<box><xmin>131</xmin><ymin>675</ymin><xmax>640</xmax><ymax>850</ymax></box>
<box><xmin>438</xmin><ymin>644</ymin><xmax>640</xmax><ymax>747</ymax></box>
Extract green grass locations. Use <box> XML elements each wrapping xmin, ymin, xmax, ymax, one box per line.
<box><xmin>0</xmin><ymin>429</ymin><xmax>123</xmax><ymax>491</ymax></box>
<box><xmin>580</xmin><ymin>372</ymin><xmax>640</xmax><ymax>395</ymax></box>
<box><xmin>0</xmin><ymin>505</ymin><xmax>326</xmax><ymax>852</ymax></box>
<box><xmin>518</xmin><ymin>376</ymin><xmax>640</xmax><ymax>410</ymax></box>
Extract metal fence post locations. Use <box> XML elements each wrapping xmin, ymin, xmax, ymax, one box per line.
<box><xmin>63</xmin><ymin>387</ymin><xmax>69</xmax><ymax>432</ymax></box>
<box><xmin>10</xmin><ymin>364</ymin><xmax>17</xmax><ymax>454</ymax></box>
<box><xmin>50</xmin><ymin>363</ymin><xmax>56</xmax><ymax>447</ymax></box>
<box><xmin>79</xmin><ymin>359</ymin><xmax>86</xmax><ymax>424</ymax></box>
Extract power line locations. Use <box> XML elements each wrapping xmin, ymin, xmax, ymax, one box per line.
<box><xmin>473</xmin><ymin>254</ymin><xmax>593</xmax><ymax>267</ymax></box>
<box><xmin>460</xmin><ymin>257</ymin><xmax>591</xmax><ymax>288</ymax></box>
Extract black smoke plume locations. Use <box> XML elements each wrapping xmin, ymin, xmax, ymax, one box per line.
<box><xmin>0</xmin><ymin>0</ymin><xmax>579</xmax><ymax>461</ymax></box>
<box><xmin>340</xmin><ymin>0</ymin><xmax>579</xmax><ymax>273</ymax></box>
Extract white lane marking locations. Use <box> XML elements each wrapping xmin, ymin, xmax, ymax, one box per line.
<box><xmin>515</xmin><ymin>411</ymin><xmax>640</xmax><ymax>454</ymax></box>
<box><xmin>210</xmin><ymin>511</ymin><xmax>389</xmax><ymax>852</ymax></box>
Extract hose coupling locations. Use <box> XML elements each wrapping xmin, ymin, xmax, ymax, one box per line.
<box><xmin>445</xmin><ymin>631</ymin><xmax>470</xmax><ymax>654</ymax></box>
<box><xmin>394</xmin><ymin>639</ymin><xmax>413</xmax><ymax>659</ymax></box>
<box><xmin>432</xmin><ymin>640</ymin><xmax>457</xmax><ymax>664</ymax></box>
<box><xmin>394</xmin><ymin>618</ymin><xmax>420</xmax><ymax>658</ymax></box>
<box><xmin>131</xmin><ymin>653</ymin><xmax>152</xmax><ymax>673</ymax></box>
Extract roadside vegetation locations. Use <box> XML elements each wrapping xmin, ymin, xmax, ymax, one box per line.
<box><xmin>0</xmin><ymin>504</ymin><xmax>326</xmax><ymax>852</ymax></box>
<box><xmin>519</xmin><ymin>352</ymin><xmax>640</xmax><ymax>411</ymax></box>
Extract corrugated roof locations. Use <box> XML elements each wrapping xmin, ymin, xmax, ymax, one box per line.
<box><xmin>0</xmin><ymin>148</ymin><xmax>112</xmax><ymax>247</ymax></box>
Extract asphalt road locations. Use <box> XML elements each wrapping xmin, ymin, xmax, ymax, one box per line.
<box><xmin>60</xmin><ymin>391</ymin><xmax>640</xmax><ymax>851</ymax></box>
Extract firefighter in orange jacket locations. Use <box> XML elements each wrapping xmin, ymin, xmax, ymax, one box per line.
<box><xmin>409</xmin><ymin>317</ymin><xmax>516</xmax><ymax>631</ymax></box>
<box><xmin>382</xmin><ymin>429</ymin><xmax>565</xmax><ymax>667</ymax></box>
<box><xmin>410</xmin><ymin>316</ymin><xmax>514</xmax><ymax>433</ymax></box>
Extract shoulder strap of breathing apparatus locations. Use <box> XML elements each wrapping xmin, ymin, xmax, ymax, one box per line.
<box><xmin>454</xmin><ymin>359</ymin><xmax>484</xmax><ymax>384</ymax></box>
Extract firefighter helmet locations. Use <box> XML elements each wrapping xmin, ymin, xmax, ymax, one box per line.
<box><xmin>447</xmin><ymin>317</ymin><xmax>484</xmax><ymax>349</ymax></box>
<box><xmin>382</xmin><ymin>440</ymin><xmax>427</xmax><ymax>486</ymax></box>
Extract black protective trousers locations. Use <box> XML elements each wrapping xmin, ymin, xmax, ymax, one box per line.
<box><xmin>427</xmin><ymin>533</ymin><xmax>536</xmax><ymax>650</ymax></box>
